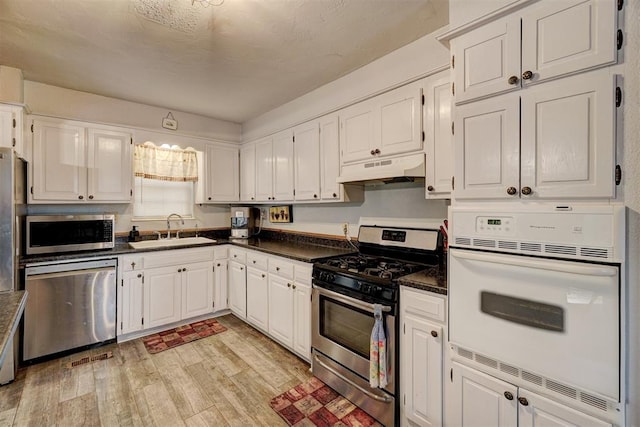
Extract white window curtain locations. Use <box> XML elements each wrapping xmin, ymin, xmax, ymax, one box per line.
<box><xmin>134</xmin><ymin>141</ymin><xmax>198</xmax><ymax>182</ymax></box>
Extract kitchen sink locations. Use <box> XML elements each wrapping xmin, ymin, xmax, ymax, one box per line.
<box><xmin>128</xmin><ymin>236</ymin><xmax>217</xmax><ymax>250</ymax></box>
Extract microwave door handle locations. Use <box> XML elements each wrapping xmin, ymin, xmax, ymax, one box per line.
<box><xmin>314</xmin><ymin>287</ymin><xmax>392</xmax><ymax>313</ymax></box>
<box><xmin>450</xmin><ymin>249</ymin><xmax>618</xmax><ymax>277</ymax></box>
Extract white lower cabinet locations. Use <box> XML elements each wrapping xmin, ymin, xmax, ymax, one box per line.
<box><xmin>213</xmin><ymin>246</ymin><xmax>229</xmax><ymax>312</ymax></box>
<box><xmin>450</xmin><ymin>362</ymin><xmax>612</xmax><ymax>427</ymax></box>
<box><xmin>400</xmin><ymin>287</ymin><xmax>446</xmax><ymax>427</ymax></box>
<box><xmin>268</xmin><ymin>274</ymin><xmax>294</xmax><ymax>347</ymax></box>
<box><xmin>117</xmin><ymin>247</ymin><xmax>215</xmax><ymax>337</ymax></box>
<box><xmin>247</xmin><ymin>265</ymin><xmax>269</xmax><ymax>331</ymax></box>
<box><xmin>228</xmin><ymin>259</ymin><xmax>247</xmax><ymax>319</ymax></box>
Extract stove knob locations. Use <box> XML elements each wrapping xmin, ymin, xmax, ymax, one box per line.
<box><xmin>360</xmin><ymin>283</ymin><xmax>371</xmax><ymax>293</ymax></box>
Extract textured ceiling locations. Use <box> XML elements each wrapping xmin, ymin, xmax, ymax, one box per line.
<box><xmin>0</xmin><ymin>0</ymin><xmax>448</xmax><ymax>123</ymax></box>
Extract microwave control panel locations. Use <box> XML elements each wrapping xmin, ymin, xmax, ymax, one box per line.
<box><xmin>476</xmin><ymin>216</ymin><xmax>515</xmax><ymax>235</ymax></box>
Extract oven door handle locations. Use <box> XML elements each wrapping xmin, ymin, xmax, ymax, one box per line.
<box><xmin>450</xmin><ymin>249</ymin><xmax>618</xmax><ymax>277</ymax></box>
<box><xmin>314</xmin><ymin>287</ymin><xmax>392</xmax><ymax>313</ymax></box>
<box><xmin>313</xmin><ymin>354</ymin><xmax>393</xmax><ymax>403</ymax></box>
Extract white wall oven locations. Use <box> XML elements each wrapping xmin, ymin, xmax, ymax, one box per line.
<box><xmin>448</xmin><ymin>204</ymin><xmax>625</xmax><ymax>424</ymax></box>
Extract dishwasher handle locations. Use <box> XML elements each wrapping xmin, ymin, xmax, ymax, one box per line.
<box><xmin>25</xmin><ymin>259</ymin><xmax>117</xmax><ymax>276</ymax></box>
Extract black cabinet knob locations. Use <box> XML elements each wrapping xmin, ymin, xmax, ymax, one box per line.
<box><xmin>427</xmin><ymin>185</ymin><xmax>434</xmax><ymax>192</ymax></box>
<box><xmin>504</xmin><ymin>391</ymin><xmax>514</xmax><ymax>400</ymax></box>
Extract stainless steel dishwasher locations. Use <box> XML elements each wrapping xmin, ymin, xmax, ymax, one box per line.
<box><xmin>23</xmin><ymin>258</ymin><xmax>117</xmax><ymax>362</ymax></box>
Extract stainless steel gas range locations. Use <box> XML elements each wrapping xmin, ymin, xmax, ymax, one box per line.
<box><xmin>311</xmin><ymin>224</ymin><xmax>443</xmax><ymax>427</ymax></box>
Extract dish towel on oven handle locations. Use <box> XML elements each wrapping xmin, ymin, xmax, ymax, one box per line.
<box><xmin>369</xmin><ymin>304</ymin><xmax>388</xmax><ymax>388</ymax></box>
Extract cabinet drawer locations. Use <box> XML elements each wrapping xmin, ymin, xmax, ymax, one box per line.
<box><xmin>247</xmin><ymin>251</ymin><xmax>268</xmax><ymax>270</ymax></box>
<box><xmin>121</xmin><ymin>255</ymin><xmax>144</xmax><ymax>271</ymax></box>
<box><xmin>144</xmin><ymin>247</ymin><xmax>214</xmax><ymax>269</ymax></box>
<box><xmin>214</xmin><ymin>245</ymin><xmax>228</xmax><ymax>260</ymax></box>
<box><xmin>294</xmin><ymin>264</ymin><xmax>312</xmax><ymax>286</ymax></box>
<box><xmin>269</xmin><ymin>257</ymin><xmax>294</xmax><ymax>279</ymax></box>
<box><xmin>229</xmin><ymin>247</ymin><xmax>246</xmax><ymax>263</ymax></box>
<box><xmin>401</xmin><ymin>287</ymin><xmax>446</xmax><ymax>323</ymax></box>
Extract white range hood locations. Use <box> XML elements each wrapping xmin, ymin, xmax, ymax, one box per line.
<box><xmin>336</xmin><ymin>152</ymin><xmax>425</xmax><ymax>184</ymax></box>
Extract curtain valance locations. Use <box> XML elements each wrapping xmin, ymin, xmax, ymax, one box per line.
<box><xmin>134</xmin><ymin>142</ymin><xmax>198</xmax><ymax>182</ymax></box>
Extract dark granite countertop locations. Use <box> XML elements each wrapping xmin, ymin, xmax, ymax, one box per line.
<box><xmin>0</xmin><ymin>291</ymin><xmax>27</xmax><ymax>368</ymax></box>
<box><xmin>20</xmin><ymin>236</ymin><xmax>356</xmax><ymax>266</ymax></box>
<box><xmin>397</xmin><ymin>268</ymin><xmax>447</xmax><ymax>296</ymax></box>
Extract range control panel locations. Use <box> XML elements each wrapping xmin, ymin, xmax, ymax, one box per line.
<box><xmin>476</xmin><ymin>216</ymin><xmax>515</xmax><ymax>235</ymax></box>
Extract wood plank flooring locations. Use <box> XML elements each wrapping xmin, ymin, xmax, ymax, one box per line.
<box><xmin>0</xmin><ymin>315</ymin><xmax>312</xmax><ymax>426</ymax></box>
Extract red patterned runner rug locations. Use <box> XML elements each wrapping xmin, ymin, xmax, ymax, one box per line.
<box><xmin>270</xmin><ymin>376</ymin><xmax>382</xmax><ymax>426</ymax></box>
<box><xmin>142</xmin><ymin>318</ymin><xmax>227</xmax><ymax>354</ymax></box>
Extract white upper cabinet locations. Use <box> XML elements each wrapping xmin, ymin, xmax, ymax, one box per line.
<box><xmin>205</xmin><ymin>143</ymin><xmax>239</xmax><ymax>203</ymax></box>
<box><xmin>240</xmin><ymin>143</ymin><xmax>256</xmax><ymax>202</ymax></box>
<box><xmin>452</xmin><ymin>0</ymin><xmax>617</xmax><ymax>104</ymax></box>
<box><xmin>255</xmin><ymin>136</ymin><xmax>273</xmax><ymax>202</ymax></box>
<box><xmin>272</xmin><ymin>129</ymin><xmax>295</xmax><ymax>201</ymax></box>
<box><xmin>0</xmin><ymin>104</ymin><xmax>24</xmax><ymax>158</ymax></box>
<box><xmin>293</xmin><ymin>121</ymin><xmax>321</xmax><ymax>201</ymax></box>
<box><xmin>340</xmin><ymin>81</ymin><xmax>423</xmax><ymax>163</ymax></box>
<box><xmin>423</xmin><ymin>70</ymin><xmax>454</xmax><ymax>199</ymax></box>
<box><xmin>455</xmin><ymin>69</ymin><xmax>615</xmax><ymax>200</ymax></box>
<box><xmin>30</xmin><ymin>117</ymin><xmax>132</xmax><ymax>203</ymax></box>
<box><xmin>319</xmin><ymin>115</ymin><xmax>342</xmax><ymax>201</ymax></box>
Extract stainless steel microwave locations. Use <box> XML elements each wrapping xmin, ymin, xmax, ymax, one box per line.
<box><xmin>26</xmin><ymin>214</ymin><xmax>115</xmax><ymax>255</ymax></box>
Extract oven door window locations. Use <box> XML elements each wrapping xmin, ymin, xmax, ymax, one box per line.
<box><xmin>319</xmin><ymin>296</ymin><xmax>377</xmax><ymax>359</ymax></box>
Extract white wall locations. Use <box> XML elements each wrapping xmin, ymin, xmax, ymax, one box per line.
<box><xmin>622</xmin><ymin>0</ymin><xmax>640</xmax><ymax>423</ymax></box>
<box><xmin>242</xmin><ymin>30</ymin><xmax>450</xmax><ymax>142</ymax></box>
<box><xmin>24</xmin><ymin>81</ymin><xmax>242</xmax><ymax>142</ymax></box>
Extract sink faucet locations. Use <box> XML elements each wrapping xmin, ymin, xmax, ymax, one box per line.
<box><xmin>166</xmin><ymin>213</ymin><xmax>184</xmax><ymax>239</ymax></box>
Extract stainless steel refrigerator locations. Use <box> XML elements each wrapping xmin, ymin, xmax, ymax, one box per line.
<box><xmin>0</xmin><ymin>147</ymin><xmax>26</xmax><ymax>384</ymax></box>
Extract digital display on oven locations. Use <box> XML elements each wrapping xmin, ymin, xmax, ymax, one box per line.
<box><xmin>381</xmin><ymin>229</ymin><xmax>406</xmax><ymax>242</ymax></box>
<box><xmin>487</xmin><ymin>219</ymin><xmax>501</xmax><ymax>225</ymax></box>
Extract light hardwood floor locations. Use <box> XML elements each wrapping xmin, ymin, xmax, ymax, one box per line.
<box><xmin>0</xmin><ymin>315</ymin><xmax>312</xmax><ymax>426</ymax></box>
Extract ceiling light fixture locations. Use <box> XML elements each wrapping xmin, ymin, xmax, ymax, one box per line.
<box><xmin>191</xmin><ymin>0</ymin><xmax>224</xmax><ymax>6</ymax></box>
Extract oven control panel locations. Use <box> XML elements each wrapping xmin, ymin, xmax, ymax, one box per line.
<box><xmin>476</xmin><ymin>216</ymin><xmax>515</xmax><ymax>235</ymax></box>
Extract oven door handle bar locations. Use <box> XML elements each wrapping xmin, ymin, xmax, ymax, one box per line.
<box><xmin>313</xmin><ymin>354</ymin><xmax>393</xmax><ymax>403</ymax></box>
<box><xmin>450</xmin><ymin>250</ymin><xmax>618</xmax><ymax>277</ymax></box>
<box><xmin>314</xmin><ymin>287</ymin><xmax>392</xmax><ymax>313</ymax></box>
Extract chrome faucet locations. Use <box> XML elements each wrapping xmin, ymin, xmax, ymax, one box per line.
<box><xmin>166</xmin><ymin>213</ymin><xmax>184</xmax><ymax>239</ymax></box>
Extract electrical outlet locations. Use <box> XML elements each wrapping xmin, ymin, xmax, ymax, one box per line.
<box><xmin>342</xmin><ymin>223</ymin><xmax>349</xmax><ymax>235</ymax></box>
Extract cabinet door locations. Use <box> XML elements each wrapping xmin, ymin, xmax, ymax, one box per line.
<box><xmin>119</xmin><ymin>271</ymin><xmax>144</xmax><ymax>335</ymax></box>
<box><xmin>240</xmin><ymin>144</ymin><xmax>256</xmax><ymax>202</ymax></box>
<box><xmin>87</xmin><ymin>128</ymin><xmax>132</xmax><ymax>202</ymax></box>
<box><xmin>451</xmin><ymin>363</ymin><xmax>518</xmax><ymax>427</ymax></box>
<box><xmin>246</xmin><ymin>266</ymin><xmax>269</xmax><ymax>331</ymax></box>
<box><xmin>206</xmin><ymin>144</ymin><xmax>239</xmax><ymax>202</ymax></box>
<box><xmin>518</xmin><ymin>388</ymin><xmax>612</xmax><ymax>427</ymax></box>
<box><xmin>424</xmin><ymin>71</ymin><xmax>454</xmax><ymax>199</ymax></box>
<box><xmin>0</xmin><ymin>107</ymin><xmax>12</xmax><ymax>150</ymax></box>
<box><xmin>293</xmin><ymin>283</ymin><xmax>311</xmax><ymax>360</ymax></box>
<box><xmin>228</xmin><ymin>260</ymin><xmax>247</xmax><ymax>319</ymax></box>
<box><xmin>254</xmin><ymin>137</ymin><xmax>273</xmax><ymax>201</ymax></box>
<box><xmin>272</xmin><ymin>129</ymin><xmax>294</xmax><ymax>201</ymax></box>
<box><xmin>319</xmin><ymin>115</ymin><xmax>342</xmax><ymax>200</ymax></box>
<box><xmin>144</xmin><ymin>266</ymin><xmax>182</xmax><ymax>329</ymax></box>
<box><xmin>520</xmin><ymin>69</ymin><xmax>615</xmax><ymax>199</ymax></box>
<box><xmin>402</xmin><ymin>316</ymin><xmax>443</xmax><ymax>427</ymax></box>
<box><xmin>452</xmin><ymin>16</ymin><xmax>521</xmax><ymax>104</ymax></box>
<box><xmin>294</xmin><ymin>121</ymin><xmax>320</xmax><ymax>201</ymax></box>
<box><xmin>268</xmin><ymin>274</ymin><xmax>294</xmax><ymax>348</ymax></box>
<box><xmin>454</xmin><ymin>93</ymin><xmax>520</xmax><ymax>199</ymax></box>
<box><xmin>378</xmin><ymin>81</ymin><xmax>423</xmax><ymax>157</ymax></box>
<box><xmin>181</xmin><ymin>261</ymin><xmax>214</xmax><ymax>319</ymax></box>
<box><xmin>521</xmin><ymin>0</ymin><xmax>616</xmax><ymax>87</ymax></box>
<box><xmin>213</xmin><ymin>259</ymin><xmax>228</xmax><ymax>312</ymax></box>
<box><xmin>31</xmin><ymin>120</ymin><xmax>87</xmax><ymax>201</ymax></box>
<box><xmin>339</xmin><ymin>98</ymin><xmax>377</xmax><ymax>163</ymax></box>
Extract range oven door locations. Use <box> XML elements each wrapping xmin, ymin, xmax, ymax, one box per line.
<box><xmin>449</xmin><ymin>248</ymin><xmax>620</xmax><ymax>401</ymax></box>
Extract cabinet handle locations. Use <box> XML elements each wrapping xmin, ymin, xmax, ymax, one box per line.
<box><xmin>251</xmin><ymin>197</ymin><xmax>254</xmax><ymax>200</ymax></box>
<box><xmin>12</xmin><ymin>138</ymin><xmax>15</xmax><ymax>147</ymax></box>
<box><xmin>183</xmin><ymin>267</ymin><xmax>187</xmax><ymax>271</ymax></box>
<box><xmin>178</xmin><ymin>268</ymin><xmax>182</xmax><ymax>273</ymax></box>
<box><xmin>313</xmin><ymin>194</ymin><xmax>318</xmax><ymax>198</ymax></box>
<box><xmin>217</xmin><ymin>263</ymin><xmax>221</xmax><ymax>267</ymax></box>
<box><xmin>88</xmin><ymin>195</ymin><xmax>94</xmax><ymax>200</ymax></box>
<box><xmin>276</xmin><ymin>267</ymin><xmax>280</xmax><ymax>271</ymax></box>
<box><xmin>521</xmin><ymin>186</ymin><xmax>532</xmax><ymax>196</ymax></box>
<box><xmin>522</xmin><ymin>70</ymin><xmax>533</xmax><ymax>80</ymax></box>
<box><xmin>374</xmin><ymin>148</ymin><xmax>381</xmax><ymax>154</ymax></box>
<box><xmin>508</xmin><ymin>75</ymin><xmax>519</xmax><ymax>85</ymax></box>
<box><xmin>292</xmin><ymin>284</ymin><xmax>296</xmax><ymax>289</ymax></box>
<box><xmin>131</xmin><ymin>262</ymin><xmax>136</xmax><ymax>269</ymax></box>
<box><xmin>253</xmin><ymin>260</ymin><xmax>256</xmax><ymax>264</ymax></box>
<box><xmin>504</xmin><ymin>391</ymin><xmax>514</xmax><ymax>401</ymax></box>
<box><xmin>240</xmin><ymin>267</ymin><xmax>244</xmax><ymax>271</ymax></box>
<box><xmin>506</xmin><ymin>186</ymin><xmax>517</xmax><ymax>195</ymax></box>
<box><xmin>287</xmin><ymin>283</ymin><xmax>291</xmax><ymax>288</ymax></box>
<box><xmin>137</xmin><ymin>273</ymin><xmax>142</xmax><ymax>278</ymax></box>
<box><xmin>332</xmin><ymin>193</ymin><xmax>337</xmax><ymax>198</ymax></box>
<box><xmin>208</xmin><ymin>197</ymin><xmax>212</xmax><ymax>200</ymax></box>
<box><xmin>370</xmin><ymin>149</ymin><xmax>376</xmax><ymax>155</ymax></box>
<box><xmin>518</xmin><ymin>397</ymin><xmax>529</xmax><ymax>406</ymax></box>
<box><xmin>427</xmin><ymin>185</ymin><xmax>434</xmax><ymax>192</ymax></box>
<box><xmin>78</xmin><ymin>195</ymin><xmax>84</xmax><ymax>200</ymax></box>
<box><xmin>430</xmin><ymin>330</ymin><xmax>438</xmax><ymax>338</ymax></box>
<box><xmin>262</xmin><ymin>274</ymin><xmax>265</xmax><ymax>278</ymax></box>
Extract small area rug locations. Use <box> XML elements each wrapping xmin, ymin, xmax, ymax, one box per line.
<box><xmin>142</xmin><ymin>318</ymin><xmax>227</xmax><ymax>354</ymax></box>
<box><xmin>270</xmin><ymin>376</ymin><xmax>382</xmax><ymax>427</ymax></box>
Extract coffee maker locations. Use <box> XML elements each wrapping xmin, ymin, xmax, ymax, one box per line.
<box><xmin>230</xmin><ymin>206</ymin><xmax>260</xmax><ymax>239</ymax></box>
